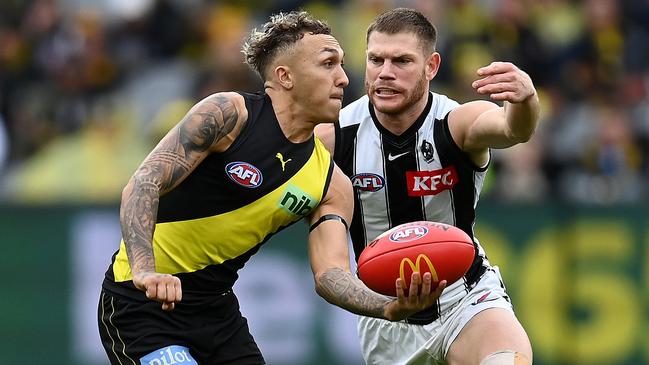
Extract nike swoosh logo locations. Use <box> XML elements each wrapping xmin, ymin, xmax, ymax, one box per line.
<box><xmin>471</xmin><ymin>296</ymin><xmax>500</xmax><ymax>306</ymax></box>
<box><xmin>387</xmin><ymin>151</ymin><xmax>409</xmax><ymax>161</ymax></box>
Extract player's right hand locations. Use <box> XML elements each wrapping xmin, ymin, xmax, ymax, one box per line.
<box><xmin>383</xmin><ymin>272</ymin><xmax>446</xmax><ymax>321</ymax></box>
<box><xmin>133</xmin><ymin>272</ymin><xmax>182</xmax><ymax>311</ymax></box>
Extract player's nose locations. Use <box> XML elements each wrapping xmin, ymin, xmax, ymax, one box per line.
<box><xmin>336</xmin><ymin>67</ymin><xmax>349</xmax><ymax>88</ymax></box>
<box><xmin>378</xmin><ymin>61</ymin><xmax>396</xmax><ymax>79</ymax></box>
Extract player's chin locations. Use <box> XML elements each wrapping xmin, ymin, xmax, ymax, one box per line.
<box><xmin>372</xmin><ymin>101</ymin><xmax>402</xmax><ymax>115</ymax></box>
<box><xmin>322</xmin><ymin>100</ymin><xmax>342</xmax><ymax>118</ymax></box>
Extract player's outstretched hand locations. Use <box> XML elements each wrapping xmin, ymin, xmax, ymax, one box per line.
<box><xmin>133</xmin><ymin>272</ymin><xmax>182</xmax><ymax>311</ymax></box>
<box><xmin>383</xmin><ymin>272</ymin><xmax>446</xmax><ymax>321</ymax></box>
<box><xmin>472</xmin><ymin>62</ymin><xmax>536</xmax><ymax>103</ymax></box>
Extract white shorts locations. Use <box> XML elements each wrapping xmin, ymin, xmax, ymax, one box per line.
<box><xmin>358</xmin><ymin>266</ymin><xmax>513</xmax><ymax>365</ymax></box>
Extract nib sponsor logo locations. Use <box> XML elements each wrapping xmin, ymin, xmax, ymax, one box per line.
<box><xmin>279</xmin><ymin>184</ymin><xmax>316</xmax><ymax>216</ymax></box>
<box><xmin>406</xmin><ymin>166</ymin><xmax>458</xmax><ymax>196</ymax></box>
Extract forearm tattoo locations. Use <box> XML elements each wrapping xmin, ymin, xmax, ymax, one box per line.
<box><xmin>317</xmin><ymin>267</ymin><xmax>390</xmax><ymax>318</ymax></box>
<box><xmin>121</xmin><ymin>176</ymin><xmax>159</xmax><ymax>274</ymax></box>
<box><xmin>121</xmin><ymin>94</ymin><xmax>239</xmax><ymax>274</ymax></box>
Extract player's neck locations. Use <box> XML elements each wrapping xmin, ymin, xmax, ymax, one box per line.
<box><xmin>276</xmin><ymin>113</ymin><xmax>314</xmax><ymax>143</ymax></box>
<box><xmin>269</xmin><ymin>91</ymin><xmax>314</xmax><ymax>143</ymax></box>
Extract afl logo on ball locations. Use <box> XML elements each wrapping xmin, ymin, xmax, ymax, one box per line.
<box><xmin>225</xmin><ymin>161</ymin><xmax>263</xmax><ymax>188</ymax></box>
<box><xmin>389</xmin><ymin>225</ymin><xmax>429</xmax><ymax>243</ymax></box>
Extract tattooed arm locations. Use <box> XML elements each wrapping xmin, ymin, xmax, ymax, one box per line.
<box><xmin>121</xmin><ymin>92</ymin><xmax>246</xmax><ymax>311</ymax></box>
<box><xmin>307</xmin><ymin>165</ymin><xmax>446</xmax><ymax>320</ymax></box>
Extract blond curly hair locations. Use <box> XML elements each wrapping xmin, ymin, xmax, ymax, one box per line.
<box><xmin>242</xmin><ymin>11</ymin><xmax>331</xmax><ymax>80</ymax></box>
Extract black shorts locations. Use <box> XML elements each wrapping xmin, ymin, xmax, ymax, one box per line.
<box><xmin>97</xmin><ymin>287</ymin><xmax>265</xmax><ymax>365</ymax></box>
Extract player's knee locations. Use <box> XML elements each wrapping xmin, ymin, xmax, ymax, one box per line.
<box><xmin>479</xmin><ymin>350</ymin><xmax>530</xmax><ymax>365</ymax></box>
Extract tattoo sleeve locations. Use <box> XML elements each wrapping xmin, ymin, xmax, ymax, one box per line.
<box><xmin>120</xmin><ymin>94</ymin><xmax>240</xmax><ymax>274</ymax></box>
<box><xmin>315</xmin><ymin>267</ymin><xmax>390</xmax><ymax>319</ymax></box>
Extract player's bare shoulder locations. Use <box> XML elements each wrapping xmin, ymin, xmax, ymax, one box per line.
<box><xmin>314</xmin><ymin>123</ymin><xmax>335</xmax><ymax>154</ymax></box>
<box><xmin>180</xmin><ymin>92</ymin><xmax>249</xmax><ymax>153</ymax></box>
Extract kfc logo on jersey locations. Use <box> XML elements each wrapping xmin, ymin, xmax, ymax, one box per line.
<box><xmin>225</xmin><ymin>161</ymin><xmax>263</xmax><ymax>188</ymax></box>
<box><xmin>389</xmin><ymin>225</ymin><xmax>429</xmax><ymax>243</ymax></box>
<box><xmin>351</xmin><ymin>173</ymin><xmax>385</xmax><ymax>192</ymax></box>
<box><xmin>406</xmin><ymin>166</ymin><xmax>458</xmax><ymax>196</ymax></box>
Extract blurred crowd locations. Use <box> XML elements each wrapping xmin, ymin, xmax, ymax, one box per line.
<box><xmin>0</xmin><ymin>0</ymin><xmax>648</xmax><ymax>204</ymax></box>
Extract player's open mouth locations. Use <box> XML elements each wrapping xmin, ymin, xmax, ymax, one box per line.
<box><xmin>376</xmin><ymin>88</ymin><xmax>398</xmax><ymax>95</ymax></box>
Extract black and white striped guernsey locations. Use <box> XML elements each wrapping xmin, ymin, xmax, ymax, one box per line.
<box><xmin>334</xmin><ymin>92</ymin><xmax>490</xmax><ymax>323</ymax></box>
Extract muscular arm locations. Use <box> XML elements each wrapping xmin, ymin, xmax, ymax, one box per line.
<box><xmin>120</xmin><ymin>92</ymin><xmax>245</xmax><ymax>309</ymax></box>
<box><xmin>307</xmin><ymin>167</ymin><xmax>388</xmax><ymax>316</ymax></box>
<box><xmin>316</xmin><ymin>267</ymin><xmax>389</xmax><ymax>318</ymax></box>
<box><xmin>308</xmin><ymin>165</ymin><xmax>443</xmax><ymax>320</ymax></box>
<box><xmin>449</xmin><ymin>62</ymin><xmax>540</xmax><ymax>166</ymax></box>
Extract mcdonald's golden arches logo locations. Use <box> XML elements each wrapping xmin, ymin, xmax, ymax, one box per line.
<box><xmin>399</xmin><ymin>254</ymin><xmax>439</xmax><ymax>284</ymax></box>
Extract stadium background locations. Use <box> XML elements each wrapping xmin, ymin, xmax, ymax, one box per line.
<box><xmin>0</xmin><ymin>0</ymin><xmax>648</xmax><ymax>364</ymax></box>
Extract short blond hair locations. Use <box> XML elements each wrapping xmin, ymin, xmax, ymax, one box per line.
<box><xmin>242</xmin><ymin>11</ymin><xmax>331</xmax><ymax>80</ymax></box>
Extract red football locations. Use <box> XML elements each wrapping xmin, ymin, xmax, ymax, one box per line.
<box><xmin>357</xmin><ymin>221</ymin><xmax>475</xmax><ymax>297</ymax></box>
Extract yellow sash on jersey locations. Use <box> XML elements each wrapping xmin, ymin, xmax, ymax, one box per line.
<box><xmin>113</xmin><ymin>139</ymin><xmax>331</xmax><ymax>281</ymax></box>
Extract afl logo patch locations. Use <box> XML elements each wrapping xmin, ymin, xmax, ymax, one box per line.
<box><xmin>225</xmin><ymin>161</ymin><xmax>263</xmax><ymax>188</ymax></box>
<box><xmin>351</xmin><ymin>173</ymin><xmax>385</xmax><ymax>192</ymax></box>
<box><xmin>389</xmin><ymin>225</ymin><xmax>429</xmax><ymax>243</ymax></box>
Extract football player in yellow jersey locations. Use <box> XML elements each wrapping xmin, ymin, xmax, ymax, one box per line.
<box><xmin>98</xmin><ymin>10</ymin><xmax>444</xmax><ymax>365</ymax></box>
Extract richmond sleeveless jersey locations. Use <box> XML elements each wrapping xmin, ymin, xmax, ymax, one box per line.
<box><xmin>334</xmin><ymin>92</ymin><xmax>491</xmax><ymax>322</ymax></box>
<box><xmin>103</xmin><ymin>92</ymin><xmax>334</xmax><ymax>299</ymax></box>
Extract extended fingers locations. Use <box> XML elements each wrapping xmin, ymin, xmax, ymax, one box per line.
<box><xmin>395</xmin><ymin>277</ymin><xmax>406</xmax><ymax>303</ymax></box>
<box><xmin>473</xmin><ymin>64</ymin><xmax>534</xmax><ymax>102</ymax></box>
<box><xmin>477</xmin><ymin>61</ymin><xmax>517</xmax><ymax>77</ymax></box>
<box><xmin>434</xmin><ymin>280</ymin><xmax>447</xmax><ymax>298</ymax></box>
<box><xmin>408</xmin><ymin>272</ymin><xmax>422</xmax><ymax>300</ymax></box>
<box><xmin>472</xmin><ymin>72</ymin><xmax>515</xmax><ymax>90</ymax></box>
<box><xmin>387</xmin><ymin>273</ymin><xmax>443</xmax><ymax>320</ymax></box>
<box><xmin>420</xmin><ymin>272</ymin><xmax>432</xmax><ymax>296</ymax></box>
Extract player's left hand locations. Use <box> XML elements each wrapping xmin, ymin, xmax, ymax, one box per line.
<box><xmin>133</xmin><ymin>271</ymin><xmax>182</xmax><ymax>311</ymax></box>
<box><xmin>472</xmin><ymin>62</ymin><xmax>536</xmax><ymax>103</ymax></box>
<box><xmin>383</xmin><ymin>272</ymin><xmax>447</xmax><ymax>321</ymax></box>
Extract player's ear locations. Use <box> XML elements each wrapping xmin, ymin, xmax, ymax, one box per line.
<box><xmin>426</xmin><ymin>52</ymin><xmax>441</xmax><ymax>81</ymax></box>
<box><xmin>275</xmin><ymin>65</ymin><xmax>294</xmax><ymax>90</ymax></box>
